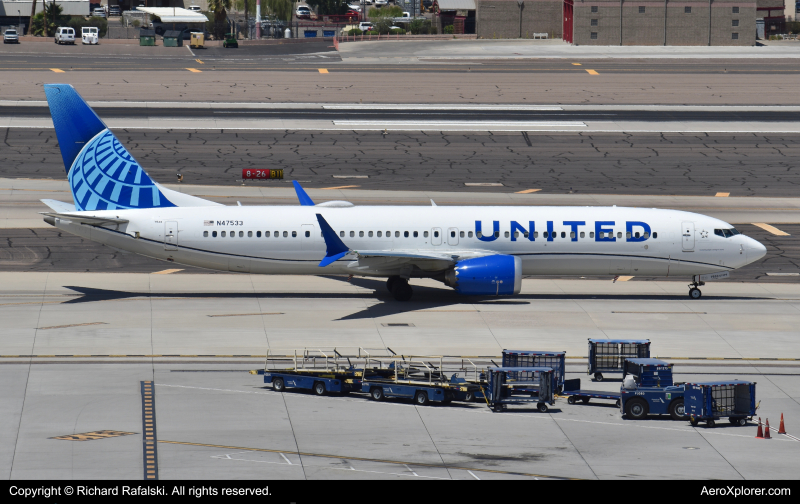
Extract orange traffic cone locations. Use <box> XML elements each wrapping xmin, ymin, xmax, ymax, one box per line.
<box><xmin>756</xmin><ymin>417</ymin><xmax>764</xmax><ymax>438</ymax></box>
<box><xmin>764</xmin><ymin>418</ymin><xmax>772</xmax><ymax>439</ymax></box>
<box><xmin>778</xmin><ymin>413</ymin><xmax>786</xmax><ymax>435</ymax></box>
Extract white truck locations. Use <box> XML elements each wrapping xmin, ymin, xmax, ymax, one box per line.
<box><xmin>81</xmin><ymin>26</ymin><xmax>99</xmax><ymax>45</ymax></box>
<box><xmin>54</xmin><ymin>27</ymin><xmax>75</xmax><ymax>44</ymax></box>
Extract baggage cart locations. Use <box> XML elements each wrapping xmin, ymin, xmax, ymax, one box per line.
<box><xmin>684</xmin><ymin>380</ymin><xmax>757</xmax><ymax>427</ymax></box>
<box><xmin>503</xmin><ymin>349</ymin><xmax>566</xmax><ymax>392</ymax></box>
<box><xmin>190</xmin><ymin>32</ymin><xmax>204</xmax><ymax>48</ymax></box>
<box><xmin>361</xmin><ymin>357</ymin><xmax>457</xmax><ymax>405</ymax></box>
<box><xmin>619</xmin><ymin>358</ymin><xmax>687</xmax><ymax>420</ymax></box>
<box><xmin>486</xmin><ymin>366</ymin><xmax>555</xmax><ymax>413</ymax></box>
<box><xmin>562</xmin><ymin>378</ymin><xmax>621</xmax><ymax>407</ymax></box>
<box><xmin>588</xmin><ymin>338</ymin><xmax>650</xmax><ymax>381</ymax></box>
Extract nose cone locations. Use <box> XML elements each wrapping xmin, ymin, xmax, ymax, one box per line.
<box><xmin>746</xmin><ymin>237</ymin><xmax>767</xmax><ymax>264</ymax></box>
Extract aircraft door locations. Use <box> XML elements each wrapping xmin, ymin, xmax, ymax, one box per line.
<box><xmin>682</xmin><ymin>222</ymin><xmax>695</xmax><ymax>251</ymax></box>
<box><xmin>431</xmin><ymin>227</ymin><xmax>442</xmax><ymax>246</ymax></box>
<box><xmin>164</xmin><ymin>221</ymin><xmax>178</xmax><ymax>250</ymax></box>
<box><xmin>300</xmin><ymin>224</ymin><xmax>316</xmax><ymax>250</ymax></box>
<box><xmin>447</xmin><ymin>227</ymin><xmax>459</xmax><ymax>246</ymax></box>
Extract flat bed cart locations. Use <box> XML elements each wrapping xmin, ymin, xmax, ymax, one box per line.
<box><xmin>588</xmin><ymin>338</ymin><xmax>650</xmax><ymax>381</ymax></box>
<box><xmin>684</xmin><ymin>380</ymin><xmax>757</xmax><ymax>428</ymax></box>
<box><xmin>562</xmin><ymin>378</ymin><xmax>621</xmax><ymax>407</ymax></box>
<box><xmin>619</xmin><ymin>358</ymin><xmax>686</xmax><ymax>420</ymax></box>
<box><xmin>361</xmin><ymin>357</ymin><xmax>459</xmax><ymax>406</ymax></box>
<box><xmin>486</xmin><ymin>366</ymin><xmax>555</xmax><ymax>413</ymax></box>
<box><xmin>502</xmin><ymin>350</ymin><xmax>566</xmax><ymax>393</ymax></box>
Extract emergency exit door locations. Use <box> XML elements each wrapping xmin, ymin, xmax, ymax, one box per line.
<box><xmin>164</xmin><ymin>221</ymin><xmax>178</xmax><ymax>250</ymax></box>
<box><xmin>682</xmin><ymin>222</ymin><xmax>695</xmax><ymax>251</ymax></box>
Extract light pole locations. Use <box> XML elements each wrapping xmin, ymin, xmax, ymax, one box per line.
<box><xmin>17</xmin><ymin>10</ymin><xmax>21</xmax><ymax>33</ymax></box>
<box><xmin>256</xmin><ymin>0</ymin><xmax>260</xmax><ymax>38</ymax></box>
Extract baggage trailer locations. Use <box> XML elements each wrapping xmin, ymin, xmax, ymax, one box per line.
<box><xmin>562</xmin><ymin>378</ymin><xmax>621</xmax><ymax>407</ymax></box>
<box><xmin>588</xmin><ymin>338</ymin><xmax>650</xmax><ymax>381</ymax></box>
<box><xmin>684</xmin><ymin>380</ymin><xmax>757</xmax><ymax>427</ymax></box>
<box><xmin>260</xmin><ymin>348</ymin><xmax>394</xmax><ymax>396</ymax></box>
<box><xmin>619</xmin><ymin>358</ymin><xmax>686</xmax><ymax>420</ymax></box>
<box><xmin>361</xmin><ymin>357</ymin><xmax>471</xmax><ymax>406</ymax></box>
<box><xmin>486</xmin><ymin>367</ymin><xmax>555</xmax><ymax>413</ymax></box>
<box><xmin>502</xmin><ymin>350</ymin><xmax>566</xmax><ymax>393</ymax></box>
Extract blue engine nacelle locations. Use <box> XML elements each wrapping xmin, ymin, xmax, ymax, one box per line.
<box><xmin>444</xmin><ymin>255</ymin><xmax>522</xmax><ymax>295</ymax></box>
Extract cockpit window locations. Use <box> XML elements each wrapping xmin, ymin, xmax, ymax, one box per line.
<box><xmin>714</xmin><ymin>228</ymin><xmax>740</xmax><ymax>238</ymax></box>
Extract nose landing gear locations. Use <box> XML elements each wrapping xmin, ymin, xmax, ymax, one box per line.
<box><xmin>688</xmin><ymin>280</ymin><xmax>705</xmax><ymax>299</ymax></box>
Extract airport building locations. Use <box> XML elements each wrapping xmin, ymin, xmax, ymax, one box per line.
<box><xmin>475</xmin><ymin>0</ymin><xmax>762</xmax><ymax>45</ymax></box>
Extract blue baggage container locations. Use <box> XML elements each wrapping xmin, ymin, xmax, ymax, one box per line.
<box><xmin>502</xmin><ymin>350</ymin><xmax>566</xmax><ymax>392</ymax></box>
<box><xmin>486</xmin><ymin>366</ymin><xmax>555</xmax><ymax>413</ymax></box>
<box><xmin>684</xmin><ymin>380</ymin><xmax>757</xmax><ymax>428</ymax></box>
<box><xmin>588</xmin><ymin>338</ymin><xmax>650</xmax><ymax>381</ymax></box>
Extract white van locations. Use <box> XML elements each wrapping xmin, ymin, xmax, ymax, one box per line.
<box><xmin>55</xmin><ymin>27</ymin><xmax>75</xmax><ymax>45</ymax></box>
<box><xmin>81</xmin><ymin>26</ymin><xmax>99</xmax><ymax>45</ymax></box>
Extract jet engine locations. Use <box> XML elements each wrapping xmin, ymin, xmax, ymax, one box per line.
<box><xmin>444</xmin><ymin>255</ymin><xmax>522</xmax><ymax>295</ymax></box>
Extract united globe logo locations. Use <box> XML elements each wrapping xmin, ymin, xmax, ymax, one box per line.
<box><xmin>68</xmin><ymin>129</ymin><xmax>175</xmax><ymax>211</ymax></box>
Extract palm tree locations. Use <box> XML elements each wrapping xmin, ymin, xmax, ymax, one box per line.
<box><xmin>207</xmin><ymin>0</ymin><xmax>232</xmax><ymax>38</ymax></box>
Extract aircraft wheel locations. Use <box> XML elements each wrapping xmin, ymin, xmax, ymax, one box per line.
<box><xmin>392</xmin><ymin>280</ymin><xmax>413</xmax><ymax>302</ymax></box>
<box><xmin>386</xmin><ymin>276</ymin><xmax>399</xmax><ymax>293</ymax></box>
<box><xmin>689</xmin><ymin>288</ymin><xmax>702</xmax><ymax>299</ymax></box>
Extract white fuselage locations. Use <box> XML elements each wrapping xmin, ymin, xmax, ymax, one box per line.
<box><xmin>51</xmin><ymin>205</ymin><xmax>767</xmax><ymax>279</ymax></box>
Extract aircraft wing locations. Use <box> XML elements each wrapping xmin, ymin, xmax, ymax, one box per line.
<box><xmin>353</xmin><ymin>250</ymin><xmax>490</xmax><ymax>262</ymax></box>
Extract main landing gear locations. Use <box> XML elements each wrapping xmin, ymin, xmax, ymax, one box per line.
<box><xmin>688</xmin><ymin>280</ymin><xmax>705</xmax><ymax>299</ymax></box>
<box><xmin>386</xmin><ymin>276</ymin><xmax>413</xmax><ymax>302</ymax></box>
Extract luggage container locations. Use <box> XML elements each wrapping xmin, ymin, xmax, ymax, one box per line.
<box><xmin>619</xmin><ymin>358</ymin><xmax>686</xmax><ymax>420</ymax></box>
<box><xmin>502</xmin><ymin>350</ymin><xmax>566</xmax><ymax>392</ymax></box>
<box><xmin>588</xmin><ymin>338</ymin><xmax>650</xmax><ymax>381</ymax></box>
<box><xmin>486</xmin><ymin>366</ymin><xmax>555</xmax><ymax>413</ymax></box>
<box><xmin>684</xmin><ymin>380</ymin><xmax>757</xmax><ymax>427</ymax></box>
<box><xmin>190</xmin><ymin>32</ymin><xmax>204</xmax><ymax>48</ymax></box>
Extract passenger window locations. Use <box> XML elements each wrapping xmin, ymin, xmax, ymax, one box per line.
<box><xmin>340</xmin><ymin>231</ymin><xmax>345</xmax><ymax>237</ymax></box>
<box><xmin>523</xmin><ymin>232</ymin><xmax>528</xmax><ymax>238</ymax></box>
<box><xmin>305</xmin><ymin>231</ymin><xmax>310</xmax><ymax>238</ymax></box>
<box><xmin>359</xmin><ymin>231</ymin><xmax>364</xmax><ymax>237</ymax></box>
<box><xmin>643</xmin><ymin>232</ymin><xmax>649</xmax><ymax>238</ymax></box>
<box><xmin>476</xmin><ymin>232</ymin><xmax>482</xmax><ymax>238</ymax></box>
<box><xmin>514</xmin><ymin>232</ymin><xmax>519</xmax><ymax>238</ymax></box>
<box><xmin>504</xmin><ymin>231</ymin><xmax>510</xmax><ymax>238</ymax></box>
<box><xmin>350</xmin><ymin>231</ymin><xmax>355</xmax><ymax>237</ymax></box>
<box><xmin>292</xmin><ymin>231</ymin><xmax>297</xmax><ymax>238</ymax></box>
<box><xmin>460</xmin><ymin>231</ymin><xmax>464</xmax><ymax>238</ymax></box>
<box><xmin>468</xmin><ymin>231</ymin><xmax>473</xmax><ymax>238</ymax></box>
<box><xmin>493</xmin><ymin>231</ymin><xmax>498</xmax><ymax>238</ymax></box>
<box><xmin>543</xmin><ymin>231</ymin><xmax>548</xmax><ymax>238</ymax></box>
<box><xmin>212</xmin><ymin>231</ymin><xmax>217</xmax><ymax>237</ymax></box>
<box><xmin>434</xmin><ymin>231</ymin><xmax>439</xmax><ymax>237</ymax></box>
<box><xmin>561</xmin><ymin>232</ymin><xmax>566</xmax><ymax>238</ymax></box>
<box><xmin>221</xmin><ymin>231</ymin><xmax>226</xmax><ymax>237</ymax></box>
<box><xmin>635</xmin><ymin>232</ymin><xmax>640</xmax><ymax>238</ymax></box>
<box><xmin>653</xmin><ymin>232</ymin><xmax>657</xmax><ymax>238</ymax></box>
<box><xmin>617</xmin><ymin>232</ymin><xmax>622</xmax><ymax>239</ymax></box>
<box><xmin>265</xmin><ymin>231</ymin><xmax>270</xmax><ymax>237</ymax></box>
<box><xmin>570</xmin><ymin>232</ymin><xmax>575</xmax><ymax>239</ymax></box>
<box><xmin>274</xmin><ymin>231</ymin><xmax>279</xmax><ymax>238</ymax></box>
<box><xmin>237</xmin><ymin>231</ymin><xmax>242</xmax><ymax>238</ymax></box>
<box><xmin>257</xmin><ymin>231</ymin><xmax>261</xmax><ymax>237</ymax></box>
<box><xmin>248</xmin><ymin>231</ymin><xmax>253</xmax><ymax>237</ymax></box>
<box><xmin>589</xmin><ymin>232</ymin><xmax>594</xmax><ymax>238</ymax></box>
<box><xmin>203</xmin><ymin>231</ymin><xmax>208</xmax><ymax>237</ymax></box>
<box><xmin>580</xmin><ymin>231</ymin><xmax>585</xmax><ymax>238</ymax></box>
<box><xmin>534</xmin><ymin>232</ymin><xmax>538</xmax><ymax>238</ymax></box>
<box><xmin>369</xmin><ymin>231</ymin><xmax>373</xmax><ymax>237</ymax></box>
<box><xmin>451</xmin><ymin>231</ymin><xmax>456</xmax><ymax>238</ymax></box>
<box><xmin>283</xmin><ymin>231</ymin><xmax>288</xmax><ymax>237</ymax></box>
<box><xmin>424</xmin><ymin>231</ymin><xmax>429</xmax><ymax>238</ymax></box>
<box><xmin>395</xmin><ymin>231</ymin><xmax>400</xmax><ymax>238</ymax></box>
<box><xmin>405</xmin><ymin>231</ymin><xmax>409</xmax><ymax>238</ymax></box>
<box><xmin>377</xmin><ymin>231</ymin><xmax>382</xmax><ymax>237</ymax></box>
<box><xmin>414</xmin><ymin>231</ymin><xmax>419</xmax><ymax>238</ymax></box>
<box><xmin>626</xmin><ymin>232</ymin><xmax>631</xmax><ymax>239</ymax></box>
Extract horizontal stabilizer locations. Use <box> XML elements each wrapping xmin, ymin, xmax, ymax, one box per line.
<box><xmin>40</xmin><ymin>199</ymin><xmax>76</xmax><ymax>213</ymax></box>
<box><xmin>40</xmin><ymin>212</ymin><xmax>129</xmax><ymax>226</ymax></box>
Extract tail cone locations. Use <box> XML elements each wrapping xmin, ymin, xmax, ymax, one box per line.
<box><xmin>756</xmin><ymin>417</ymin><xmax>764</xmax><ymax>438</ymax></box>
<box><xmin>765</xmin><ymin>418</ymin><xmax>772</xmax><ymax>439</ymax></box>
<box><xmin>778</xmin><ymin>413</ymin><xmax>786</xmax><ymax>435</ymax></box>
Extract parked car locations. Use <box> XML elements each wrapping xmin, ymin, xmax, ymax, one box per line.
<box><xmin>375</xmin><ymin>0</ymin><xmax>388</xmax><ymax>5</ymax></box>
<box><xmin>296</xmin><ymin>6</ymin><xmax>311</xmax><ymax>18</ymax></box>
<box><xmin>347</xmin><ymin>3</ymin><xmax>361</xmax><ymax>10</ymax></box>
<box><xmin>81</xmin><ymin>26</ymin><xmax>99</xmax><ymax>44</ymax></box>
<box><xmin>54</xmin><ymin>27</ymin><xmax>75</xmax><ymax>44</ymax></box>
<box><xmin>92</xmin><ymin>7</ymin><xmax>106</xmax><ymax>18</ymax></box>
<box><xmin>359</xmin><ymin>21</ymin><xmax>373</xmax><ymax>31</ymax></box>
<box><xmin>3</xmin><ymin>29</ymin><xmax>19</xmax><ymax>44</ymax></box>
<box><xmin>108</xmin><ymin>6</ymin><xmax>121</xmax><ymax>16</ymax></box>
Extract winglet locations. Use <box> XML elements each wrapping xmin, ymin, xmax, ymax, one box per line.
<box><xmin>316</xmin><ymin>213</ymin><xmax>350</xmax><ymax>267</ymax></box>
<box><xmin>293</xmin><ymin>181</ymin><xmax>315</xmax><ymax>206</ymax></box>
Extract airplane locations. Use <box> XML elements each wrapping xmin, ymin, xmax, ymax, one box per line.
<box><xmin>39</xmin><ymin>84</ymin><xmax>767</xmax><ymax>301</ymax></box>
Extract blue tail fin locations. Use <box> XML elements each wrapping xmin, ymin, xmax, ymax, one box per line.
<box><xmin>45</xmin><ymin>84</ymin><xmax>176</xmax><ymax>211</ymax></box>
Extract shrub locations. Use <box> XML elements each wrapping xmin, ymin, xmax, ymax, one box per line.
<box><xmin>389</xmin><ymin>28</ymin><xmax>405</xmax><ymax>35</ymax></box>
<box><xmin>444</xmin><ymin>24</ymin><xmax>454</xmax><ymax>34</ymax></box>
<box><xmin>132</xmin><ymin>19</ymin><xmax>141</xmax><ymax>27</ymax></box>
<box><xmin>347</xmin><ymin>28</ymin><xmax>362</xmax><ymax>36</ymax></box>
